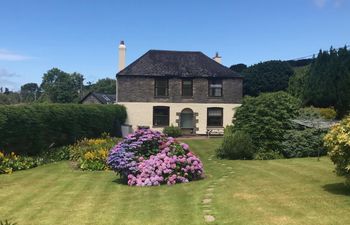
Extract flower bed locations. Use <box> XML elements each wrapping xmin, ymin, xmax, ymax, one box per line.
<box><xmin>107</xmin><ymin>129</ymin><xmax>204</xmax><ymax>186</ymax></box>
<box><xmin>69</xmin><ymin>135</ymin><xmax>119</xmax><ymax>171</ymax></box>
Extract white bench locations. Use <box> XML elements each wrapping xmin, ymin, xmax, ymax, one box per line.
<box><xmin>206</xmin><ymin>128</ymin><xmax>224</xmax><ymax>137</ymax></box>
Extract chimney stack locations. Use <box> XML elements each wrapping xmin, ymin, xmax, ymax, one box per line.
<box><xmin>213</xmin><ymin>52</ymin><xmax>222</xmax><ymax>64</ymax></box>
<box><xmin>116</xmin><ymin>40</ymin><xmax>126</xmax><ymax>103</ymax></box>
<box><xmin>118</xmin><ymin>40</ymin><xmax>126</xmax><ymax>72</ymax></box>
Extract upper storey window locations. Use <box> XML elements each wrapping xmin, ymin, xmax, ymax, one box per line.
<box><xmin>182</xmin><ymin>79</ymin><xmax>193</xmax><ymax>97</ymax></box>
<box><xmin>155</xmin><ymin>78</ymin><xmax>169</xmax><ymax>97</ymax></box>
<box><xmin>209</xmin><ymin>79</ymin><xmax>223</xmax><ymax>97</ymax></box>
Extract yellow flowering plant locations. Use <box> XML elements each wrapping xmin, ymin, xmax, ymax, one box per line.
<box><xmin>69</xmin><ymin>134</ymin><xmax>119</xmax><ymax>171</ymax></box>
<box><xmin>324</xmin><ymin>116</ymin><xmax>350</xmax><ymax>184</ymax></box>
<box><xmin>0</xmin><ymin>151</ymin><xmax>41</xmax><ymax>174</ymax></box>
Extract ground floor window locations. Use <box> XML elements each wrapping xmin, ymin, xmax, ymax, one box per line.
<box><xmin>207</xmin><ymin>107</ymin><xmax>223</xmax><ymax>127</ymax></box>
<box><xmin>153</xmin><ymin>106</ymin><xmax>169</xmax><ymax>126</ymax></box>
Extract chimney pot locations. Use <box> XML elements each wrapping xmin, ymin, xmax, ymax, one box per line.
<box><xmin>118</xmin><ymin>40</ymin><xmax>126</xmax><ymax>71</ymax></box>
<box><xmin>213</xmin><ymin>52</ymin><xmax>222</xmax><ymax>64</ymax></box>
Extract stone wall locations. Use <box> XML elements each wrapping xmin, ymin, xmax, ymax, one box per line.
<box><xmin>117</xmin><ymin>76</ymin><xmax>242</xmax><ymax>104</ymax></box>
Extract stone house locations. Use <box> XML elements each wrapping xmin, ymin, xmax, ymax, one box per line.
<box><xmin>116</xmin><ymin>41</ymin><xmax>242</xmax><ymax>135</ymax></box>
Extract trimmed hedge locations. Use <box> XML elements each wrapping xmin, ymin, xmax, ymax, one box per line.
<box><xmin>0</xmin><ymin>104</ymin><xmax>126</xmax><ymax>155</ymax></box>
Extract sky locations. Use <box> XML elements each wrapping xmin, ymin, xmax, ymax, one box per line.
<box><xmin>0</xmin><ymin>0</ymin><xmax>349</xmax><ymax>91</ymax></box>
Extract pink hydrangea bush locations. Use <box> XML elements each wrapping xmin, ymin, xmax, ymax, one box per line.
<box><xmin>107</xmin><ymin>129</ymin><xmax>204</xmax><ymax>186</ymax></box>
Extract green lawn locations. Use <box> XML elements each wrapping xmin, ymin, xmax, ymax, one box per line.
<box><xmin>1</xmin><ymin>139</ymin><xmax>350</xmax><ymax>225</ymax></box>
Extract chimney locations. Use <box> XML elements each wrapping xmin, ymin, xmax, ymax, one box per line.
<box><xmin>118</xmin><ymin>40</ymin><xmax>126</xmax><ymax>72</ymax></box>
<box><xmin>116</xmin><ymin>40</ymin><xmax>126</xmax><ymax>103</ymax></box>
<box><xmin>213</xmin><ymin>52</ymin><xmax>222</xmax><ymax>64</ymax></box>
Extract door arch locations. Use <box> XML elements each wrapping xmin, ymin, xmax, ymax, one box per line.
<box><xmin>180</xmin><ymin>108</ymin><xmax>194</xmax><ymax>134</ymax></box>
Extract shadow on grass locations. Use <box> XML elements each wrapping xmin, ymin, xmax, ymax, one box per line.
<box><xmin>112</xmin><ymin>177</ymin><xmax>127</xmax><ymax>185</ymax></box>
<box><xmin>323</xmin><ymin>183</ymin><xmax>350</xmax><ymax>196</ymax></box>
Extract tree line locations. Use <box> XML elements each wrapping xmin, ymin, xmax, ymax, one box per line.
<box><xmin>230</xmin><ymin>46</ymin><xmax>350</xmax><ymax>118</ymax></box>
<box><xmin>0</xmin><ymin>68</ymin><xmax>116</xmax><ymax>105</ymax></box>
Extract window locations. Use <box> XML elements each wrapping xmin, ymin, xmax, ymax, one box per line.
<box><xmin>182</xmin><ymin>79</ymin><xmax>193</xmax><ymax>97</ymax></box>
<box><xmin>153</xmin><ymin>106</ymin><xmax>169</xmax><ymax>126</ymax></box>
<box><xmin>209</xmin><ymin>79</ymin><xmax>223</xmax><ymax>97</ymax></box>
<box><xmin>155</xmin><ymin>79</ymin><xmax>169</xmax><ymax>97</ymax></box>
<box><xmin>207</xmin><ymin>108</ymin><xmax>223</xmax><ymax>127</ymax></box>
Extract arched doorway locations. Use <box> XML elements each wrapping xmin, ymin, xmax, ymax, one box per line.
<box><xmin>180</xmin><ymin>108</ymin><xmax>194</xmax><ymax>135</ymax></box>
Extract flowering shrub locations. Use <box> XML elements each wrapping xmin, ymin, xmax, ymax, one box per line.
<box><xmin>107</xmin><ymin>129</ymin><xmax>204</xmax><ymax>186</ymax></box>
<box><xmin>0</xmin><ymin>151</ymin><xmax>41</xmax><ymax>174</ymax></box>
<box><xmin>324</xmin><ymin>116</ymin><xmax>350</xmax><ymax>184</ymax></box>
<box><xmin>69</xmin><ymin>135</ymin><xmax>119</xmax><ymax>171</ymax></box>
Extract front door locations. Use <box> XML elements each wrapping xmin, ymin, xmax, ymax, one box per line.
<box><xmin>180</xmin><ymin>108</ymin><xmax>194</xmax><ymax>135</ymax></box>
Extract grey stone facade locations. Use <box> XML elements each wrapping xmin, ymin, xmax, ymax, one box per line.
<box><xmin>118</xmin><ymin>76</ymin><xmax>242</xmax><ymax>104</ymax></box>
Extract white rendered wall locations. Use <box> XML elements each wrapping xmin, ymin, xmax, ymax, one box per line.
<box><xmin>119</xmin><ymin>102</ymin><xmax>241</xmax><ymax>135</ymax></box>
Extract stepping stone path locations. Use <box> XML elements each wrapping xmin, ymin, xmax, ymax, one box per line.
<box><xmin>200</xmin><ymin>157</ymin><xmax>236</xmax><ymax>223</ymax></box>
<box><xmin>204</xmin><ymin>215</ymin><xmax>216</xmax><ymax>223</ymax></box>
<box><xmin>202</xmin><ymin>198</ymin><xmax>212</xmax><ymax>204</ymax></box>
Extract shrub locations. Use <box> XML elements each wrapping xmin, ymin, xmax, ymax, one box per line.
<box><xmin>319</xmin><ymin>107</ymin><xmax>337</xmax><ymax>120</ymax></box>
<box><xmin>69</xmin><ymin>135</ymin><xmax>118</xmax><ymax>171</ymax></box>
<box><xmin>282</xmin><ymin>129</ymin><xmax>326</xmax><ymax>158</ymax></box>
<box><xmin>40</xmin><ymin>146</ymin><xmax>70</xmax><ymax>163</ymax></box>
<box><xmin>107</xmin><ymin>129</ymin><xmax>204</xmax><ymax>186</ymax></box>
<box><xmin>233</xmin><ymin>92</ymin><xmax>301</xmax><ymax>153</ymax></box>
<box><xmin>254</xmin><ymin>150</ymin><xmax>284</xmax><ymax>160</ymax></box>
<box><xmin>299</xmin><ymin>106</ymin><xmax>336</xmax><ymax>121</ymax></box>
<box><xmin>0</xmin><ymin>104</ymin><xmax>126</xmax><ymax>155</ymax></box>
<box><xmin>324</xmin><ymin>116</ymin><xmax>350</xmax><ymax>184</ymax></box>
<box><xmin>163</xmin><ymin>125</ymin><xmax>182</xmax><ymax>137</ymax></box>
<box><xmin>216</xmin><ymin>131</ymin><xmax>255</xmax><ymax>160</ymax></box>
<box><xmin>0</xmin><ymin>151</ymin><xmax>42</xmax><ymax>174</ymax></box>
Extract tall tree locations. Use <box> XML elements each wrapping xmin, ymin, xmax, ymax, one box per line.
<box><xmin>304</xmin><ymin>47</ymin><xmax>350</xmax><ymax>117</ymax></box>
<box><xmin>20</xmin><ymin>83</ymin><xmax>40</xmax><ymax>102</ymax></box>
<box><xmin>288</xmin><ymin>65</ymin><xmax>310</xmax><ymax>100</ymax></box>
<box><xmin>91</xmin><ymin>78</ymin><xmax>116</xmax><ymax>94</ymax></box>
<box><xmin>242</xmin><ymin>60</ymin><xmax>294</xmax><ymax>96</ymax></box>
<box><xmin>71</xmin><ymin>72</ymin><xmax>85</xmax><ymax>99</ymax></box>
<box><xmin>230</xmin><ymin>63</ymin><xmax>247</xmax><ymax>73</ymax></box>
<box><xmin>40</xmin><ymin>68</ymin><xmax>83</xmax><ymax>103</ymax></box>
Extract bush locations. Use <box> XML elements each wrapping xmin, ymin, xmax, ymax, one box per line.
<box><xmin>0</xmin><ymin>146</ymin><xmax>70</xmax><ymax>174</ymax></box>
<box><xmin>216</xmin><ymin>131</ymin><xmax>255</xmax><ymax>160</ymax></box>
<box><xmin>107</xmin><ymin>129</ymin><xmax>204</xmax><ymax>186</ymax></box>
<box><xmin>69</xmin><ymin>135</ymin><xmax>118</xmax><ymax>171</ymax></box>
<box><xmin>324</xmin><ymin>116</ymin><xmax>350</xmax><ymax>184</ymax></box>
<box><xmin>163</xmin><ymin>125</ymin><xmax>182</xmax><ymax>137</ymax></box>
<box><xmin>282</xmin><ymin>129</ymin><xmax>326</xmax><ymax>158</ymax></box>
<box><xmin>254</xmin><ymin>150</ymin><xmax>284</xmax><ymax>160</ymax></box>
<box><xmin>0</xmin><ymin>104</ymin><xmax>126</xmax><ymax>155</ymax></box>
<box><xmin>299</xmin><ymin>106</ymin><xmax>336</xmax><ymax>121</ymax></box>
<box><xmin>319</xmin><ymin>108</ymin><xmax>337</xmax><ymax>120</ymax></box>
<box><xmin>0</xmin><ymin>151</ymin><xmax>41</xmax><ymax>174</ymax></box>
<box><xmin>233</xmin><ymin>92</ymin><xmax>301</xmax><ymax>153</ymax></box>
<box><xmin>39</xmin><ymin>146</ymin><xmax>70</xmax><ymax>163</ymax></box>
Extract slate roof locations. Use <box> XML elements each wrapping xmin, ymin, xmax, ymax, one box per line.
<box><xmin>117</xmin><ymin>50</ymin><xmax>242</xmax><ymax>78</ymax></box>
<box><xmin>80</xmin><ymin>92</ymin><xmax>116</xmax><ymax>104</ymax></box>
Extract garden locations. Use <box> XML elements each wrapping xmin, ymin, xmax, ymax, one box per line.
<box><xmin>1</xmin><ymin>138</ymin><xmax>350</xmax><ymax>225</ymax></box>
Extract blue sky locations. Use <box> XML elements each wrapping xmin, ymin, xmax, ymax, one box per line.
<box><xmin>0</xmin><ymin>0</ymin><xmax>349</xmax><ymax>90</ymax></box>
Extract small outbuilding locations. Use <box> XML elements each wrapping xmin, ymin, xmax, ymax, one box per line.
<box><xmin>80</xmin><ymin>92</ymin><xmax>116</xmax><ymax>104</ymax></box>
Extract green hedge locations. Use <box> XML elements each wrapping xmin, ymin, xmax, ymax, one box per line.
<box><xmin>0</xmin><ymin>104</ymin><xmax>126</xmax><ymax>155</ymax></box>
